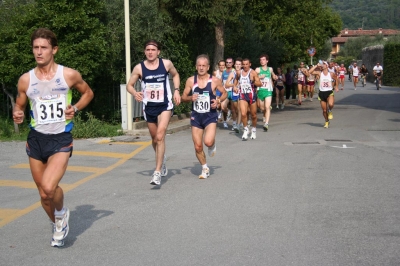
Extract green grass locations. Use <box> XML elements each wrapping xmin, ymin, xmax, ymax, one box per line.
<box><xmin>0</xmin><ymin>112</ymin><xmax>124</xmax><ymax>141</ymax></box>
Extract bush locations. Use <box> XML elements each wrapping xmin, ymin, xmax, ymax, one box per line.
<box><xmin>72</xmin><ymin>112</ymin><xmax>124</xmax><ymax>139</ymax></box>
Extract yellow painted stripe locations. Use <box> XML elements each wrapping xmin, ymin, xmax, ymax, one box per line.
<box><xmin>0</xmin><ymin>180</ymin><xmax>77</xmax><ymax>191</ymax></box>
<box><xmin>11</xmin><ymin>164</ymin><xmax>106</xmax><ymax>173</ymax></box>
<box><xmin>74</xmin><ymin>151</ymin><xmax>129</xmax><ymax>159</ymax></box>
<box><xmin>0</xmin><ymin>180</ymin><xmax>37</xmax><ymax>189</ymax></box>
<box><xmin>0</xmin><ymin>209</ymin><xmax>20</xmax><ymax>219</ymax></box>
<box><xmin>0</xmin><ymin>140</ymin><xmax>152</xmax><ymax>228</ymax></box>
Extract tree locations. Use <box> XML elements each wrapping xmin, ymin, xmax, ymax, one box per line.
<box><xmin>163</xmin><ymin>0</ymin><xmax>247</xmax><ymax>69</ymax></box>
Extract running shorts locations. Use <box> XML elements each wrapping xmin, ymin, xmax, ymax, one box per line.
<box><xmin>26</xmin><ymin>130</ymin><xmax>73</xmax><ymax>163</ymax></box>
<box><xmin>318</xmin><ymin>90</ymin><xmax>334</xmax><ymax>102</ymax></box>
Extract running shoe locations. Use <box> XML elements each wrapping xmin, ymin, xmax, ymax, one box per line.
<box><xmin>281</xmin><ymin>103</ymin><xmax>285</xmax><ymax>109</ymax></box>
<box><xmin>242</xmin><ymin>127</ymin><xmax>249</xmax><ymax>140</ymax></box>
<box><xmin>218</xmin><ymin>111</ymin><xmax>222</xmax><ymax>120</ymax></box>
<box><xmin>276</xmin><ymin>105</ymin><xmax>279</xmax><ymax>109</ymax></box>
<box><xmin>223</xmin><ymin>121</ymin><xmax>228</xmax><ymax>128</ymax></box>
<box><xmin>234</xmin><ymin>124</ymin><xmax>240</xmax><ymax>133</ymax></box>
<box><xmin>232</xmin><ymin>123</ymin><xmax>237</xmax><ymax>131</ymax></box>
<box><xmin>262</xmin><ymin>117</ymin><xmax>266</xmax><ymax>123</ymax></box>
<box><xmin>51</xmin><ymin>238</ymin><xmax>64</xmax><ymax>247</ymax></box>
<box><xmin>53</xmin><ymin>208</ymin><xmax>70</xmax><ymax>241</ymax></box>
<box><xmin>199</xmin><ymin>167</ymin><xmax>210</xmax><ymax>179</ymax></box>
<box><xmin>161</xmin><ymin>155</ymin><xmax>168</xmax><ymax>177</ymax></box>
<box><xmin>324</xmin><ymin>121</ymin><xmax>329</xmax><ymax>128</ymax></box>
<box><xmin>328</xmin><ymin>111</ymin><xmax>333</xmax><ymax>120</ymax></box>
<box><xmin>263</xmin><ymin>123</ymin><xmax>269</xmax><ymax>131</ymax></box>
<box><xmin>150</xmin><ymin>171</ymin><xmax>161</xmax><ymax>185</ymax></box>
<box><xmin>310</xmin><ymin>98</ymin><xmax>313</xmax><ymax>102</ymax></box>
<box><xmin>208</xmin><ymin>144</ymin><xmax>216</xmax><ymax>157</ymax></box>
<box><xmin>250</xmin><ymin>130</ymin><xmax>256</xmax><ymax>139</ymax></box>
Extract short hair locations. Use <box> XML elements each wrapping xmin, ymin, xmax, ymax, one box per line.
<box><xmin>218</xmin><ymin>60</ymin><xmax>225</xmax><ymax>65</ymax></box>
<box><xmin>259</xmin><ymin>54</ymin><xmax>269</xmax><ymax>60</ymax></box>
<box><xmin>196</xmin><ymin>54</ymin><xmax>210</xmax><ymax>65</ymax></box>
<box><xmin>242</xmin><ymin>58</ymin><xmax>250</xmax><ymax>63</ymax></box>
<box><xmin>31</xmin><ymin>28</ymin><xmax>58</xmax><ymax>47</ymax></box>
<box><xmin>144</xmin><ymin>39</ymin><xmax>160</xmax><ymax>50</ymax></box>
<box><xmin>235</xmin><ymin>57</ymin><xmax>243</xmax><ymax>63</ymax></box>
<box><xmin>225</xmin><ymin>57</ymin><xmax>233</xmax><ymax>61</ymax></box>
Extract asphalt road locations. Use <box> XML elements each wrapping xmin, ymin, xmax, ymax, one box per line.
<box><xmin>1</xmin><ymin>80</ymin><xmax>399</xmax><ymax>266</ymax></box>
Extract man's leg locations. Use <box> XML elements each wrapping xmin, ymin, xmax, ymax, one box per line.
<box><xmin>320</xmin><ymin>100</ymin><xmax>329</xmax><ymax>128</ymax></box>
<box><xmin>264</xmin><ymin>96</ymin><xmax>272</xmax><ymax>124</ymax></box>
<box><xmin>31</xmin><ymin>153</ymin><xmax>70</xmax><ymax>222</ymax></box>
<box><xmin>298</xmin><ymin>84</ymin><xmax>303</xmax><ymax>104</ymax></box>
<box><xmin>147</xmin><ymin>110</ymin><xmax>171</xmax><ymax>172</ymax></box>
<box><xmin>221</xmin><ymin>98</ymin><xmax>229</xmax><ymax>128</ymax></box>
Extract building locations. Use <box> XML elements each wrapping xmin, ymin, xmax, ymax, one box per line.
<box><xmin>331</xmin><ymin>28</ymin><xmax>400</xmax><ymax>58</ymax></box>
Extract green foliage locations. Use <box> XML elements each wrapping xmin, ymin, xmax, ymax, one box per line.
<box><xmin>0</xmin><ymin>118</ymin><xmax>29</xmax><ymax>141</ymax></box>
<box><xmin>247</xmin><ymin>0</ymin><xmax>342</xmax><ymax>62</ymax></box>
<box><xmin>72</xmin><ymin>112</ymin><xmax>124</xmax><ymax>139</ymax></box>
<box><xmin>330</xmin><ymin>0</ymin><xmax>400</xmax><ymax>30</ymax></box>
<box><xmin>334</xmin><ymin>56</ymin><xmax>355</xmax><ymax>67</ymax></box>
<box><xmin>383</xmin><ymin>43</ymin><xmax>400</xmax><ymax>86</ymax></box>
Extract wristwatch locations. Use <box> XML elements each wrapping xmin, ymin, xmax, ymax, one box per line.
<box><xmin>73</xmin><ymin>105</ymin><xmax>79</xmax><ymax>114</ymax></box>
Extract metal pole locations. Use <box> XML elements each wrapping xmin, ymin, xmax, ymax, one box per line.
<box><xmin>124</xmin><ymin>0</ymin><xmax>133</xmax><ymax>130</ymax></box>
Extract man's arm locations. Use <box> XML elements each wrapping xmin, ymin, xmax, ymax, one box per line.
<box><xmin>13</xmin><ymin>73</ymin><xmax>29</xmax><ymax>124</ymax></box>
<box><xmin>64</xmin><ymin>67</ymin><xmax>94</xmax><ymax>120</ymax></box>
<box><xmin>181</xmin><ymin>76</ymin><xmax>195</xmax><ymax>103</ymax></box>
<box><xmin>126</xmin><ymin>64</ymin><xmax>143</xmax><ymax>101</ymax></box>
<box><xmin>164</xmin><ymin>59</ymin><xmax>181</xmax><ymax>105</ymax></box>
<box><xmin>252</xmin><ymin>71</ymin><xmax>262</xmax><ymax>87</ymax></box>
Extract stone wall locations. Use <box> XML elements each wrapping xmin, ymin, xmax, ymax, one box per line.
<box><xmin>362</xmin><ymin>45</ymin><xmax>384</xmax><ymax>84</ymax></box>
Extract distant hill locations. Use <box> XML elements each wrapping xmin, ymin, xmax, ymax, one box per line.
<box><xmin>329</xmin><ymin>0</ymin><xmax>400</xmax><ymax>30</ymax></box>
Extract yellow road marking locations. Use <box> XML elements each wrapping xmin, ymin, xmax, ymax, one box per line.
<box><xmin>0</xmin><ymin>180</ymin><xmax>37</xmax><ymax>189</ymax></box>
<box><xmin>11</xmin><ymin>164</ymin><xmax>106</xmax><ymax>173</ymax></box>
<box><xmin>0</xmin><ymin>209</ymin><xmax>20</xmax><ymax>219</ymax></box>
<box><xmin>0</xmin><ymin>140</ymin><xmax>152</xmax><ymax>228</ymax></box>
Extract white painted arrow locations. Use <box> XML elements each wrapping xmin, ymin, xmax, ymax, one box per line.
<box><xmin>330</xmin><ymin>144</ymin><xmax>355</xmax><ymax>149</ymax></box>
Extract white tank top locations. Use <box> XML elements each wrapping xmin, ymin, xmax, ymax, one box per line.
<box><xmin>27</xmin><ymin>65</ymin><xmax>73</xmax><ymax>134</ymax></box>
<box><xmin>319</xmin><ymin>71</ymin><xmax>333</xmax><ymax>92</ymax></box>
<box><xmin>352</xmin><ymin>66</ymin><xmax>359</xmax><ymax>77</ymax></box>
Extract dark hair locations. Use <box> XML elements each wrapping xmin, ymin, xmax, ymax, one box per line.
<box><xmin>144</xmin><ymin>39</ymin><xmax>161</xmax><ymax>50</ymax></box>
<box><xmin>218</xmin><ymin>60</ymin><xmax>225</xmax><ymax>65</ymax></box>
<box><xmin>242</xmin><ymin>58</ymin><xmax>250</xmax><ymax>63</ymax></box>
<box><xmin>235</xmin><ymin>57</ymin><xmax>243</xmax><ymax>62</ymax></box>
<box><xmin>31</xmin><ymin>28</ymin><xmax>58</xmax><ymax>47</ymax></box>
<box><xmin>259</xmin><ymin>54</ymin><xmax>269</xmax><ymax>60</ymax></box>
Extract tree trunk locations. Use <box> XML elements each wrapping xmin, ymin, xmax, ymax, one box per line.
<box><xmin>213</xmin><ymin>21</ymin><xmax>225</xmax><ymax>71</ymax></box>
<box><xmin>2</xmin><ymin>83</ymin><xmax>19</xmax><ymax>134</ymax></box>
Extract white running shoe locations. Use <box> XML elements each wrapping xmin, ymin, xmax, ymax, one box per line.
<box><xmin>208</xmin><ymin>144</ymin><xmax>216</xmax><ymax>157</ymax></box>
<box><xmin>262</xmin><ymin>117</ymin><xmax>266</xmax><ymax>123</ymax></box>
<box><xmin>199</xmin><ymin>167</ymin><xmax>210</xmax><ymax>179</ymax></box>
<box><xmin>51</xmin><ymin>238</ymin><xmax>64</xmax><ymax>247</ymax></box>
<box><xmin>281</xmin><ymin>103</ymin><xmax>285</xmax><ymax>109</ymax></box>
<box><xmin>161</xmin><ymin>155</ymin><xmax>168</xmax><ymax>177</ymax></box>
<box><xmin>250</xmin><ymin>130</ymin><xmax>256</xmax><ymax>139</ymax></box>
<box><xmin>50</xmin><ymin>222</ymin><xmax>64</xmax><ymax>247</ymax></box>
<box><xmin>223</xmin><ymin>121</ymin><xmax>228</xmax><ymax>128</ymax></box>
<box><xmin>150</xmin><ymin>171</ymin><xmax>161</xmax><ymax>185</ymax></box>
<box><xmin>53</xmin><ymin>208</ymin><xmax>70</xmax><ymax>241</ymax></box>
<box><xmin>242</xmin><ymin>127</ymin><xmax>249</xmax><ymax>140</ymax></box>
<box><xmin>218</xmin><ymin>111</ymin><xmax>222</xmax><ymax>120</ymax></box>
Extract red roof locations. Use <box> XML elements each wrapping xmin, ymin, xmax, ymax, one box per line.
<box><xmin>339</xmin><ymin>28</ymin><xmax>400</xmax><ymax>37</ymax></box>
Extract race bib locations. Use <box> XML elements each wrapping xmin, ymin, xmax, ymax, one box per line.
<box><xmin>145</xmin><ymin>83</ymin><xmax>164</xmax><ymax>103</ymax></box>
<box><xmin>240</xmin><ymin>80</ymin><xmax>252</xmax><ymax>94</ymax></box>
<box><xmin>194</xmin><ymin>93</ymin><xmax>210</xmax><ymax>113</ymax></box>
<box><xmin>35</xmin><ymin>94</ymin><xmax>66</xmax><ymax>125</ymax></box>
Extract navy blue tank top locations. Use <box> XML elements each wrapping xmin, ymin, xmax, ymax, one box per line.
<box><xmin>140</xmin><ymin>58</ymin><xmax>173</xmax><ymax>108</ymax></box>
<box><xmin>192</xmin><ymin>74</ymin><xmax>216</xmax><ymax>113</ymax></box>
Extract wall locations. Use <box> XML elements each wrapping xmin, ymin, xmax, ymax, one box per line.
<box><xmin>362</xmin><ymin>45</ymin><xmax>384</xmax><ymax>84</ymax></box>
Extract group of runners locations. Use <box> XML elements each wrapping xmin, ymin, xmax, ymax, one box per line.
<box><xmin>12</xmin><ymin>31</ymin><xmax>385</xmax><ymax>248</ymax></box>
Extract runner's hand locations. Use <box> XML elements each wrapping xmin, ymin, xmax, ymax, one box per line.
<box><xmin>65</xmin><ymin>104</ymin><xmax>75</xmax><ymax>120</ymax></box>
<box><xmin>13</xmin><ymin>110</ymin><xmax>24</xmax><ymax>124</ymax></box>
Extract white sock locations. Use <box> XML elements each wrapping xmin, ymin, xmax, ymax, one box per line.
<box><xmin>202</xmin><ymin>164</ymin><xmax>208</xmax><ymax>169</ymax></box>
<box><xmin>54</xmin><ymin>207</ymin><xmax>65</xmax><ymax>217</ymax></box>
<box><xmin>252</xmin><ymin>127</ymin><xmax>256</xmax><ymax>132</ymax></box>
